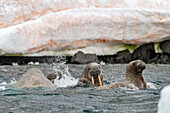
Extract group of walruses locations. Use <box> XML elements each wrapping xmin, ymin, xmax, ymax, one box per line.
<box><xmin>13</xmin><ymin>60</ymin><xmax>147</xmax><ymax>90</ymax></box>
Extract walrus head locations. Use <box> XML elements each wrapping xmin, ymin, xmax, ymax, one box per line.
<box><xmin>127</xmin><ymin>60</ymin><xmax>146</xmax><ymax>74</ymax></box>
<box><xmin>125</xmin><ymin>60</ymin><xmax>147</xmax><ymax>89</ymax></box>
<box><xmin>80</xmin><ymin>62</ymin><xmax>103</xmax><ymax>86</ymax></box>
<box><xmin>47</xmin><ymin>71</ymin><xmax>62</xmax><ymax>83</ymax></box>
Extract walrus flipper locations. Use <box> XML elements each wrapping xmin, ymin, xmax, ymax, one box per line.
<box><xmin>78</xmin><ymin>78</ymin><xmax>93</xmax><ymax>85</ymax></box>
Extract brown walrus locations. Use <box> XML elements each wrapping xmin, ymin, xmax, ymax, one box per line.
<box><xmin>99</xmin><ymin>60</ymin><xmax>146</xmax><ymax>90</ymax></box>
<box><xmin>78</xmin><ymin>62</ymin><xmax>103</xmax><ymax>86</ymax></box>
<box><xmin>12</xmin><ymin>68</ymin><xmax>54</xmax><ymax>88</ymax></box>
<box><xmin>47</xmin><ymin>71</ymin><xmax>63</xmax><ymax>83</ymax></box>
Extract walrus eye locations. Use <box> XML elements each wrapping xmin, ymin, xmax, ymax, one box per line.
<box><xmin>132</xmin><ymin>62</ymin><xmax>137</xmax><ymax>67</ymax></box>
<box><xmin>87</xmin><ymin>67</ymin><xmax>90</xmax><ymax>71</ymax></box>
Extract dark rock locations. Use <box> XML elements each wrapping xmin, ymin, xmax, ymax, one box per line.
<box><xmin>116</xmin><ymin>49</ymin><xmax>132</xmax><ymax>63</ymax></box>
<box><xmin>132</xmin><ymin>43</ymin><xmax>156</xmax><ymax>63</ymax></box>
<box><xmin>98</xmin><ymin>55</ymin><xmax>117</xmax><ymax>64</ymax></box>
<box><xmin>148</xmin><ymin>54</ymin><xmax>160</xmax><ymax>63</ymax></box>
<box><xmin>148</xmin><ymin>53</ymin><xmax>170</xmax><ymax>64</ymax></box>
<box><xmin>71</xmin><ymin>51</ymin><xmax>99</xmax><ymax>64</ymax></box>
<box><xmin>160</xmin><ymin>53</ymin><xmax>170</xmax><ymax>64</ymax></box>
<box><xmin>0</xmin><ymin>56</ymin><xmax>66</xmax><ymax>65</ymax></box>
<box><xmin>160</xmin><ymin>39</ymin><xmax>170</xmax><ymax>54</ymax></box>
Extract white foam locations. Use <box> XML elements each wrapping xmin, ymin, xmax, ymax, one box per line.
<box><xmin>0</xmin><ymin>81</ymin><xmax>7</xmax><ymax>91</ymax></box>
<box><xmin>53</xmin><ymin>65</ymin><xmax>78</xmax><ymax>88</ymax></box>
<box><xmin>10</xmin><ymin>78</ymin><xmax>17</xmax><ymax>84</ymax></box>
<box><xmin>0</xmin><ymin>81</ymin><xmax>7</xmax><ymax>85</ymax></box>
<box><xmin>0</xmin><ymin>86</ymin><xmax>6</xmax><ymax>91</ymax></box>
<box><xmin>158</xmin><ymin>85</ymin><xmax>170</xmax><ymax>113</ymax></box>
<box><xmin>146</xmin><ymin>82</ymin><xmax>157</xmax><ymax>89</ymax></box>
<box><xmin>54</xmin><ymin>74</ymin><xmax>78</xmax><ymax>88</ymax></box>
<box><xmin>0</xmin><ymin>78</ymin><xmax>17</xmax><ymax>91</ymax></box>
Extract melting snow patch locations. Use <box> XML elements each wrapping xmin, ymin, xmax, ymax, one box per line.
<box><xmin>34</xmin><ymin>62</ymin><xmax>40</xmax><ymax>65</ymax></box>
<box><xmin>12</xmin><ymin>63</ymin><xmax>18</xmax><ymax>66</ymax></box>
<box><xmin>28</xmin><ymin>62</ymin><xmax>34</xmax><ymax>65</ymax></box>
<box><xmin>100</xmin><ymin>61</ymin><xmax>105</xmax><ymax>65</ymax></box>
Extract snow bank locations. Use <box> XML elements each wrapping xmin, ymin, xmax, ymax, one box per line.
<box><xmin>0</xmin><ymin>0</ymin><xmax>170</xmax><ymax>55</ymax></box>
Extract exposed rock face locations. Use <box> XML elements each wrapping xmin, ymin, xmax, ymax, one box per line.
<box><xmin>13</xmin><ymin>68</ymin><xmax>54</xmax><ymax>88</ymax></box>
<box><xmin>132</xmin><ymin>43</ymin><xmax>156</xmax><ymax>63</ymax></box>
<box><xmin>0</xmin><ymin>0</ymin><xmax>170</xmax><ymax>55</ymax></box>
<box><xmin>116</xmin><ymin>49</ymin><xmax>132</xmax><ymax>63</ymax></box>
<box><xmin>71</xmin><ymin>51</ymin><xmax>99</xmax><ymax>64</ymax></box>
<box><xmin>160</xmin><ymin>40</ymin><xmax>170</xmax><ymax>54</ymax></box>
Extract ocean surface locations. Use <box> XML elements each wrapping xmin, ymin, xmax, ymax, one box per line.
<box><xmin>0</xmin><ymin>63</ymin><xmax>169</xmax><ymax>113</ymax></box>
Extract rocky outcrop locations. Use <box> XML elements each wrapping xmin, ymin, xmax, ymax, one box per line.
<box><xmin>160</xmin><ymin>40</ymin><xmax>170</xmax><ymax>54</ymax></box>
<box><xmin>132</xmin><ymin>43</ymin><xmax>156</xmax><ymax>62</ymax></box>
<box><xmin>12</xmin><ymin>68</ymin><xmax>54</xmax><ymax>88</ymax></box>
<box><xmin>116</xmin><ymin>49</ymin><xmax>132</xmax><ymax>63</ymax></box>
<box><xmin>1</xmin><ymin>0</ymin><xmax>170</xmax><ymax>55</ymax></box>
<box><xmin>71</xmin><ymin>51</ymin><xmax>98</xmax><ymax>64</ymax></box>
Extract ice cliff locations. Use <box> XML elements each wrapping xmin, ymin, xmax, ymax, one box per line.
<box><xmin>0</xmin><ymin>0</ymin><xmax>170</xmax><ymax>55</ymax></box>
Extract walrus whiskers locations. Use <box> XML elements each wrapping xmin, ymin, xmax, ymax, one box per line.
<box><xmin>98</xmin><ymin>75</ymin><xmax>103</xmax><ymax>86</ymax></box>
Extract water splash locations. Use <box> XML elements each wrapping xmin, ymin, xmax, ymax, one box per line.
<box><xmin>0</xmin><ymin>86</ymin><xmax>6</xmax><ymax>91</ymax></box>
<box><xmin>0</xmin><ymin>78</ymin><xmax>17</xmax><ymax>91</ymax></box>
<box><xmin>120</xmin><ymin>83</ymin><xmax>139</xmax><ymax>90</ymax></box>
<box><xmin>146</xmin><ymin>82</ymin><xmax>157</xmax><ymax>89</ymax></box>
<box><xmin>0</xmin><ymin>81</ymin><xmax>8</xmax><ymax>91</ymax></box>
<box><xmin>52</xmin><ymin>62</ymin><xmax>78</xmax><ymax>88</ymax></box>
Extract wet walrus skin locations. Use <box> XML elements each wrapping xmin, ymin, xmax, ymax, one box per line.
<box><xmin>78</xmin><ymin>62</ymin><xmax>103</xmax><ymax>86</ymax></box>
<box><xmin>99</xmin><ymin>60</ymin><xmax>146</xmax><ymax>90</ymax></box>
<box><xmin>13</xmin><ymin>68</ymin><xmax>54</xmax><ymax>88</ymax></box>
<box><xmin>47</xmin><ymin>71</ymin><xmax>62</xmax><ymax>84</ymax></box>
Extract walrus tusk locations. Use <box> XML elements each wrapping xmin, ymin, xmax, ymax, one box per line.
<box><xmin>91</xmin><ymin>76</ymin><xmax>95</xmax><ymax>85</ymax></box>
<box><xmin>98</xmin><ymin>75</ymin><xmax>103</xmax><ymax>86</ymax></box>
<box><xmin>145</xmin><ymin>64</ymin><xmax>147</xmax><ymax>72</ymax></box>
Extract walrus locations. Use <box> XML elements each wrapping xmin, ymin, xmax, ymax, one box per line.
<box><xmin>47</xmin><ymin>71</ymin><xmax>62</xmax><ymax>83</ymax></box>
<box><xmin>12</xmin><ymin>68</ymin><xmax>54</xmax><ymax>88</ymax></box>
<box><xmin>99</xmin><ymin>60</ymin><xmax>146</xmax><ymax>90</ymax></box>
<box><xmin>78</xmin><ymin>62</ymin><xmax>103</xmax><ymax>86</ymax></box>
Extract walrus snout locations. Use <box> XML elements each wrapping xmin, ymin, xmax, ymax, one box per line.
<box><xmin>136</xmin><ymin>61</ymin><xmax>146</xmax><ymax>73</ymax></box>
<box><xmin>79</xmin><ymin>62</ymin><xmax>103</xmax><ymax>87</ymax></box>
<box><xmin>88</xmin><ymin>67</ymin><xmax>103</xmax><ymax>86</ymax></box>
<box><xmin>89</xmin><ymin>69</ymin><xmax>102</xmax><ymax>78</ymax></box>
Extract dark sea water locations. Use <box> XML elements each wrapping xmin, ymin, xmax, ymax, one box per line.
<box><xmin>0</xmin><ymin>64</ymin><xmax>169</xmax><ymax>113</ymax></box>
